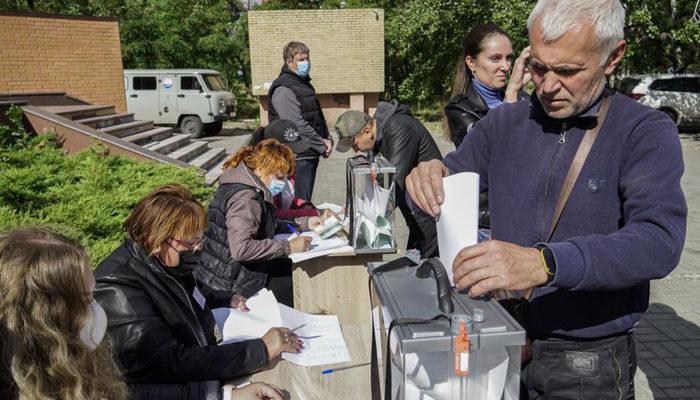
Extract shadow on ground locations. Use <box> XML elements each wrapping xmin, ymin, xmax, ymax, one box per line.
<box><xmin>636</xmin><ymin>303</ymin><xmax>700</xmax><ymax>399</ymax></box>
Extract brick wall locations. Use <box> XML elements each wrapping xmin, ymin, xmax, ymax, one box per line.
<box><xmin>248</xmin><ymin>9</ymin><xmax>384</xmax><ymax>96</ymax></box>
<box><xmin>0</xmin><ymin>13</ymin><xmax>126</xmax><ymax>112</ymax></box>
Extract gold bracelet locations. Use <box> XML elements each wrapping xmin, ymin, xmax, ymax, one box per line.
<box><xmin>540</xmin><ymin>248</ymin><xmax>554</xmax><ymax>276</ymax></box>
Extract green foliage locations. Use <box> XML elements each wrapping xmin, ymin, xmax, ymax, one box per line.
<box><xmin>3</xmin><ymin>0</ymin><xmax>697</xmax><ymax>106</ymax></box>
<box><xmin>623</xmin><ymin>0</ymin><xmax>700</xmax><ymax>74</ymax></box>
<box><xmin>0</xmin><ymin>109</ymin><xmax>213</xmax><ymax>266</ymax></box>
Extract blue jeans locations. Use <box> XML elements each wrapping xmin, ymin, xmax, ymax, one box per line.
<box><xmin>523</xmin><ymin>333</ymin><xmax>637</xmax><ymax>400</ymax></box>
<box><xmin>294</xmin><ymin>158</ymin><xmax>319</xmax><ymax>201</ymax></box>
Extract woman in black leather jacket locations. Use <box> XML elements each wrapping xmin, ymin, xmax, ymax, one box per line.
<box><xmin>444</xmin><ymin>23</ymin><xmax>531</xmax><ymax>148</ymax></box>
<box><xmin>444</xmin><ymin>24</ymin><xmax>531</xmax><ymax>229</ymax></box>
<box><xmin>94</xmin><ymin>184</ymin><xmax>301</xmax><ymax>400</ymax></box>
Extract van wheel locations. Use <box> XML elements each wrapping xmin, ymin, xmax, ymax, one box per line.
<box><xmin>180</xmin><ymin>116</ymin><xmax>203</xmax><ymax>138</ymax></box>
<box><xmin>204</xmin><ymin>121</ymin><xmax>223</xmax><ymax>136</ymax></box>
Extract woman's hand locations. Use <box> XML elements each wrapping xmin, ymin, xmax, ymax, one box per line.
<box><xmin>231</xmin><ymin>382</ymin><xmax>284</xmax><ymax>400</ymax></box>
<box><xmin>261</xmin><ymin>327</ymin><xmax>304</xmax><ymax>360</ymax></box>
<box><xmin>307</xmin><ymin>216</ymin><xmax>323</xmax><ymax>230</ymax></box>
<box><xmin>320</xmin><ymin>209</ymin><xmax>342</xmax><ymax>221</ymax></box>
<box><xmin>505</xmin><ymin>46</ymin><xmax>531</xmax><ymax>103</ymax></box>
<box><xmin>289</xmin><ymin>236</ymin><xmax>312</xmax><ymax>253</ymax></box>
<box><xmin>230</xmin><ymin>294</ymin><xmax>249</xmax><ymax>312</ymax></box>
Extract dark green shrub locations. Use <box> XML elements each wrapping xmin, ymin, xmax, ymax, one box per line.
<box><xmin>0</xmin><ymin>107</ymin><xmax>213</xmax><ymax>265</ymax></box>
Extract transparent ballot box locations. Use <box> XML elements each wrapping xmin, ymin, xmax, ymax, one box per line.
<box><xmin>346</xmin><ymin>156</ymin><xmax>397</xmax><ymax>253</ymax></box>
<box><xmin>369</xmin><ymin>260</ymin><xmax>525</xmax><ymax>400</ymax></box>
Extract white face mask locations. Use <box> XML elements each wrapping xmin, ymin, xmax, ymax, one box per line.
<box><xmin>79</xmin><ymin>299</ymin><xmax>108</xmax><ymax>351</ymax></box>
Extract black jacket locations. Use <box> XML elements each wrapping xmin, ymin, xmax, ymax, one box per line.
<box><xmin>372</xmin><ymin>100</ymin><xmax>443</xmax><ymax>209</ymax></box>
<box><xmin>444</xmin><ymin>83</ymin><xmax>529</xmax><ymax>148</ymax></box>
<box><xmin>198</xmin><ymin>183</ymin><xmax>269</xmax><ymax>299</ymax></box>
<box><xmin>94</xmin><ymin>241</ymin><xmax>269</xmax><ymax>400</ymax></box>
<box><xmin>268</xmin><ymin>66</ymin><xmax>329</xmax><ymax>159</ymax></box>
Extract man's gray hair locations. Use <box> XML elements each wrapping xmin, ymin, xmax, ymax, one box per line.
<box><xmin>527</xmin><ymin>0</ymin><xmax>625</xmax><ymax>65</ymax></box>
<box><xmin>283</xmin><ymin>41</ymin><xmax>310</xmax><ymax>62</ymax></box>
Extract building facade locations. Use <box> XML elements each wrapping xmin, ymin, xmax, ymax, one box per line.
<box><xmin>248</xmin><ymin>8</ymin><xmax>385</xmax><ymax>131</ymax></box>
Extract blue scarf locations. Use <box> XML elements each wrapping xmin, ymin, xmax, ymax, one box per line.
<box><xmin>471</xmin><ymin>78</ymin><xmax>504</xmax><ymax>109</ymax></box>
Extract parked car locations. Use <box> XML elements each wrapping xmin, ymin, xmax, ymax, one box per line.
<box><xmin>617</xmin><ymin>74</ymin><xmax>700</xmax><ymax>130</ymax></box>
<box><xmin>123</xmin><ymin>69</ymin><xmax>236</xmax><ymax>137</ymax></box>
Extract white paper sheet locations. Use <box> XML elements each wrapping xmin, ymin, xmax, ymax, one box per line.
<box><xmin>211</xmin><ymin>289</ymin><xmax>281</xmax><ymax>343</ymax></box>
<box><xmin>273</xmin><ymin>231</ymin><xmax>353</xmax><ymax>263</ymax></box>
<box><xmin>436</xmin><ymin>172</ymin><xmax>479</xmax><ymax>285</ymax></box>
<box><xmin>213</xmin><ymin>297</ymin><xmax>351</xmax><ymax>367</ymax></box>
<box><xmin>279</xmin><ymin>304</ymin><xmax>351</xmax><ymax>366</ymax></box>
<box><xmin>315</xmin><ymin>202</ymin><xmax>344</xmax><ymax>214</ymax></box>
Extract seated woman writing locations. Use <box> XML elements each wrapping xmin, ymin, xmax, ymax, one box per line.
<box><xmin>198</xmin><ymin>138</ymin><xmax>322</xmax><ymax>308</ymax></box>
<box><xmin>94</xmin><ymin>184</ymin><xmax>301</xmax><ymax>400</ymax></box>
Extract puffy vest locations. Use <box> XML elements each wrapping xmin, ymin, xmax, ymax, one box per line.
<box><xmin>197</xmin><ymin>183</ymin><xmax>275</xmax><ymax>298</ymax></box>
<box><xmin>268</xmin><ymin>67</ymin><xmax>329</xmax><ymax>153</ymax></box>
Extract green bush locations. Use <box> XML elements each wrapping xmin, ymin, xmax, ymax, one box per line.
<box><xmin>0</xmin><ymin>107</ymin><xmax>213</xmax><ymax>266</ymax></box>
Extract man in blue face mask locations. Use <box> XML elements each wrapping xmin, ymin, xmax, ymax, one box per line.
<box><xmin>268</xmin><ymin>41</ymin><xmax>333</xmax><ymax>202</ymax></box>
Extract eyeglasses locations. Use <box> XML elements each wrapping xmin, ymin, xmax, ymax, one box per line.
<box><xmin>169</xmin><ymin>237</ymin><xmax>205</xmax><ymax>251</ymax></box>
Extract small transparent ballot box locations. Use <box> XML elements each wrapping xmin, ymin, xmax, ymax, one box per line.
<box><xmin>369</xmin><ymin>261</ymin><xmax>525</xmax><ymax>400</ymax></box>
<box><xmin>346</xmin><ymin>156</ymin><xmax>397</xmax><ymax>253</ymax></box>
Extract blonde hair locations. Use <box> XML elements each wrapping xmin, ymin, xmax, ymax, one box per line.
<box><xmin>223</xmin><ymin>138</ymin><xmax>295</xmax><ymax>178</ymax></box>
<box><xmin>0</xmin><ymin>228</ymin><xmax>128</xmax><ymax>400</ymax></box>
<box><xmin>124</xmin><ymin>184</ymin><xmax>208</xmax><ymax>255</ymax></box>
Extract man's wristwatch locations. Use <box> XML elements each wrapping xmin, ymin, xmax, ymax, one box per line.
<box><xmin>535</xmin><ymin>244</ymin><xmax>556</xmax><ymax>286</ymax></box>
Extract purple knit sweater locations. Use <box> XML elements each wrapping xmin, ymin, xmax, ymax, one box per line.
<box><xmin>444</xmin><ymin>90</ymin><xmax>687</xmax><ymax>338</ymax></box>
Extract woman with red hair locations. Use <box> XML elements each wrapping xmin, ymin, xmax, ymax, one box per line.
<box><xmin>198</xmin><ymin>139</ymin><xmax>321</xmax><ymax>307</ymax></box>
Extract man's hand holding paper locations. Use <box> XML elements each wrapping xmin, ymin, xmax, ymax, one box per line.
<box><xmin>405</xmin><ymin>159</ymin><xmax>451</xmax><ymax>217</ymax></box>
<box><xmin>452</xmin><ymin>240</ymin><xmax>547</xmax><ymax>297</ymax></box>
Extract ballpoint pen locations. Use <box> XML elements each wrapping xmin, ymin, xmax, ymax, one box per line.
<box><xmin>286</xmin><ymin>223</ymin><xmax>302</xmax><ymax>235</ymax></box>
<box><xmin>321</xmin><ymin>362</ymin><xmax>371</xmax><ymax>375</ymax></box>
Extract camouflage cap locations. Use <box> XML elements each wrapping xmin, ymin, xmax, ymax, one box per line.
<box><xmin>334</xmin><ymin>110</ymin><xmax>370</xmax><ymax>153</ymax></box>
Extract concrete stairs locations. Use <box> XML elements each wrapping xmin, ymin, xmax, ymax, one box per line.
<box><xmin>46</xmin><ymin>104</ymin><xmax>228</xmax><ymax>184</ymax></box>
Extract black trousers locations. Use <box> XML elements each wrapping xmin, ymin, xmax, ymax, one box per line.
<box><xmin>294</xmin><ymin>158</ymin><xmax>319</xmax><ymax>201</ymax></box>
<box><xmin>523</xmin><ymin>332</ymin><xmax>637</xmax><ymax>400</ymax></box>
<box><xmin>399</xmin><ymin>201</ymin><xmax>438</xmax><ymax>258</ymax></box>
<box><xmin>245</xmin><ymin>258</ymin><xmax>294</xmax><ymax>307</ymax></box>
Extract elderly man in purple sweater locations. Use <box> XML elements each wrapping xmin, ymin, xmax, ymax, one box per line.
<box><xmin>407</xmin><ymin>0</ymin><xmax>687</xmax><ymax>398</ymax></box>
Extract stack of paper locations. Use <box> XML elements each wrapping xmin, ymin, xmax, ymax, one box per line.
<box><xmin>273</xmin><ymin>231</ymin><xmax>353</xmax><ymax>263</ymax></box>
<box><xmin>314</xmin><ymin>217</ymin><xmax>343</xmax><ymax>239</ymax></box>
<box><xmin>212</xmin><ymin>290</ymin><xmax>351</xmax><ymax>367</ymax></box>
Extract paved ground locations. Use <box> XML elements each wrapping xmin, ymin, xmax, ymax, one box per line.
<box><xmin>206</xmin><ymin>122</ymin><xmax>700</xmax><ymax>399</ymax></box>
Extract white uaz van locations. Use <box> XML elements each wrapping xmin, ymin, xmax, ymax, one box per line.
<box><xmin>123</xmin><ymin>69</ymin><xmax>236</xmax><ymax>137</ymax></box>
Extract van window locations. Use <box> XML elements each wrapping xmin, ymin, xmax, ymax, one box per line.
<box><xmin>649</xmin><ymin>78</ymin><xmax>699</xmax><ymax>93</ymax></box>
<box><xmin>133</xmin><ymin>76</ymin><xmax>157</xmax><ymax>90</ymax></box>
<box><xmin>181</xmin><ymin>76</ymin><xmax>202</xmax><ymax>91</ymax></box>
<box><xmin>203</xmin><ymin>75</ymin><xmax>227</xmax><ymax>91</ymax></box>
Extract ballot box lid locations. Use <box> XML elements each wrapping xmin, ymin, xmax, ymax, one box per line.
<box><xmin>369</xmin><ymin>261</ymin><xmax>526</xmax><ymax>354</ymax></box>
<box><xmin>348</xmin><ymin>156</ymin><xmax>396</xmax><ymax>174</ymax></box>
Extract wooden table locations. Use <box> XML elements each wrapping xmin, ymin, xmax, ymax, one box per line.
<box><xmin>242</xmin><ymin>252</ymin><xmax>384</xmax><ymax>399</ymax></box>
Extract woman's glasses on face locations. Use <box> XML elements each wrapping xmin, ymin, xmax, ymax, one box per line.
<box><xmin>169</xmin><ymin>237</ymin><xmax>205</xmax><ymax>251</ymax></box>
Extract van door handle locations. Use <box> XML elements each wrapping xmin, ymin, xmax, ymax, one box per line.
<box><xmin>130</xmin><ymin>94</ymin><xmax>138</xmax><ymax>98</ymax></box>
<box><xmin>178</xmin><ymin>94</ymin><xmax>185</xmax><ymax>98</ymax></box>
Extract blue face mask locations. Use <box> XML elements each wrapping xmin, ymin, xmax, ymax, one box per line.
<box><xmin>296</xmin><ymin>61</ymin><xmax>310</xmax><ymax>77</ymax></box>
<box><xmin>268</xmin><ymin>178</ymin><xmax>286</xmax><ymax>196</ymax></box>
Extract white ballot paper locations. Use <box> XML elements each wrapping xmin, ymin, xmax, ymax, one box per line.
<box><xmin>279</xmin><ymin>304</ymin><xmax>351</xmax><ymax>366</ymax></box>
<box><xmin>213</xmin><ymin>294</ymin><xmax>350</xmax><ymax>367</ymax></box>
<box><xmin>436</xmin><ymin>172</ymin><xmax>479</xmax><ymax>285</ymax></box>
<box><xmin>211</xmin><ymin>289</ymin><xmax>281</xmax><ymax>343</ymax></box>
<box><xmin>273</xmin><ymin>231</ymin><xmax>353</xmax><ymax>263</ymax></box>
